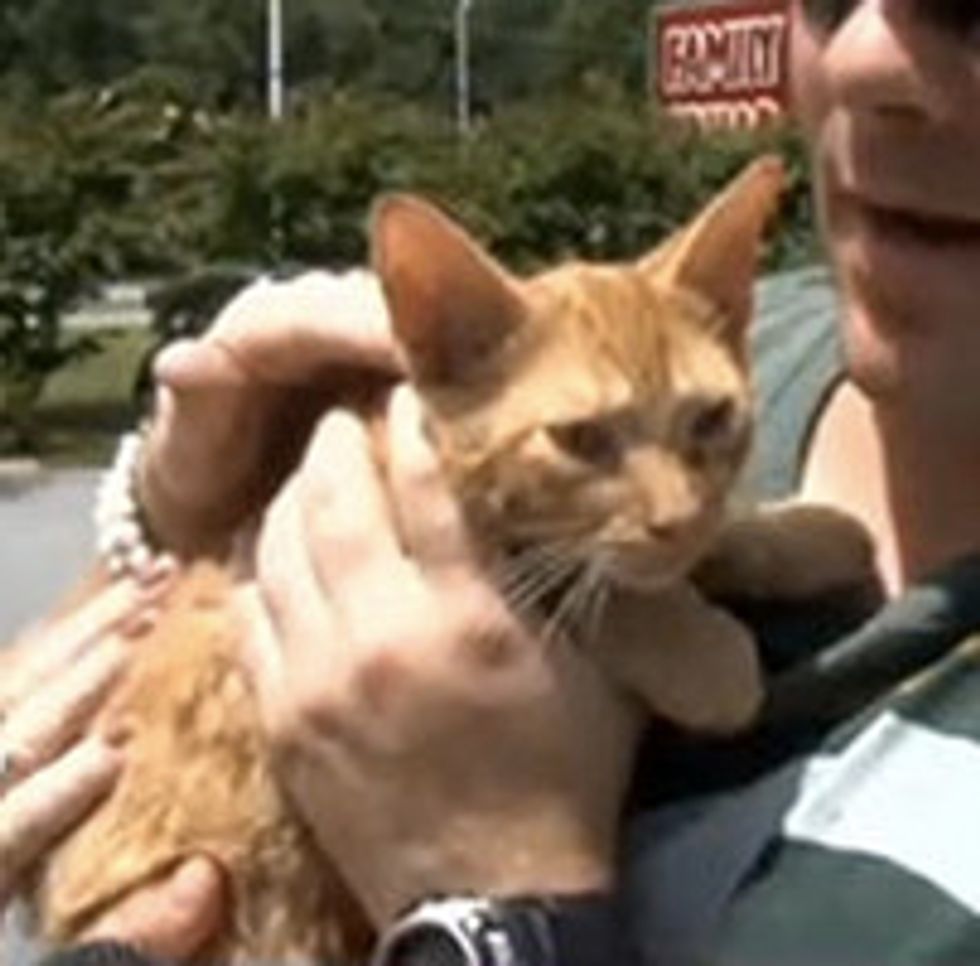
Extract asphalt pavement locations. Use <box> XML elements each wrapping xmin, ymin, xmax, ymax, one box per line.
<box><xmin>0</xmin><ymin>466</ymin><xmax>99</xmax><ymax>644</ymax></box>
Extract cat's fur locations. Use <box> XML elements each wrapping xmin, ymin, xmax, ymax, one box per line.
<box><xmin>34</xmin><ymin>156</ymin><xmax>871</xmax><ymax>961</ymax></box>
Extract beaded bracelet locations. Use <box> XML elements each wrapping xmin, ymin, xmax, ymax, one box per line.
<box><xmin>93</xmin><ymin>424</ymin><xmax>160</xmax><ymax>578</ymax></box>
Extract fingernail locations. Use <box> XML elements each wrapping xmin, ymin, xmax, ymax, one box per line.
<box><xmin>137</xmin><ymin>554</ymin><xmax>178</xmax><ymax>590</ymax></box>
<box><xmin>82</xmin><ymin>734</ymin><xmax>126</xmax><ymax>778</ymax></box>
<box><xmin>174</xmin><ymin>855</ymin><xmax>224</xmax><ymax>900</ymax></box>
<box><xmin>101</xmin><ymin>716</ymin><xmax>135</xmax><ymax>748</ymax></box>
<box><xmin>120</xmin><ymin>606</ymin><xmax>160</xmax><ymax>639</ymax></box>
<box><xmin>153</xmin><ymin>340</ymin><xmax>198</xmax><ymax>384</ymax></box>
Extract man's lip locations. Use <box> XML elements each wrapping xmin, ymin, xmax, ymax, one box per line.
<box><xmin>841</xmin><ymin>191</ymin><xmax>980</xmax><ymax>245</ymax></box>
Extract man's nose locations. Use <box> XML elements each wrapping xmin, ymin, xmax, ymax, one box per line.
<box><xmin>822</xmin><ymin>0</ymin><xmax>944</xmax><ymax>122</ymax></box>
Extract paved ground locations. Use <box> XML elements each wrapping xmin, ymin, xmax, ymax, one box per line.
<box><xmin>0</xmin><ymin>467</ymin><xmax>99</xmax><ymax>644</ymax></box>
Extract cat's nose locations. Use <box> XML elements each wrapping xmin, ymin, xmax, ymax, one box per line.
<box><xmin>645</xmin><ymin>520</ymin><xmax>683</xmax><ymax>543</ymax></box>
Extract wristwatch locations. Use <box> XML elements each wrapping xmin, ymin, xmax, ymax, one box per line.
<box><xmin>370</xmin><ymin>892</ymin><xmax>633</xmax><ymax>966</ymax></box>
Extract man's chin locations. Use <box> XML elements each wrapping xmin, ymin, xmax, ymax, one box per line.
<box><xmin>837</xmin><ymin>297</ymin><xmax>908</xmax><ymax>400</ymax></box>
<box><xmin>837</xmin><ymin>211</ymin><xmax>980</xmax><ymax>341</ymax></box>
<box><xmin>839</xmin><ymin>291</ymin><xmax>980</xmax><ymax>433</ymax></box>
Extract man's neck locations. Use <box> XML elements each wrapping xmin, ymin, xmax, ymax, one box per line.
<box><xmin>799</xmin><ymin>380</ymin><xmax>980</xmax><ymax>596</ymax></box>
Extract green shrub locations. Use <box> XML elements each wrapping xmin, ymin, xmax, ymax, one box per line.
<box><xmin>0</xmin><ymin>78</ymin><xmax>820</xmax><ymax>454</ymax></box>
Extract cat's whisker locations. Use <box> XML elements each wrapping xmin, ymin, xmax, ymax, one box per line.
<box><xmin>584</xmin><ymin>565</ymin><xmax>612</xmax><ymax>650</ymax></box>
<box><xmin>500</xmin><ymin>547</ymin><xmax>560</xmax><ymax>584</ymax></box>
<box><xmin>497</xmin><ymin>546</ymin><xmax>566</xmax><ymax>595</ymax></box>
<box><xmin>498</xmin><ymin>549</ymin><xmax>580</xmax><ymax>620</ymax></box>
<box><xmin>541</xmin><ymin>561</ymin><xmax>598</xmax><ymax>650</ymax></box>
<box><xmin>509</xmin><ymin>565</ymin><xmax>578</xmax><ymax>624</ymax></box>
<box><xmin>567</xmin><ymin>560</ymin><xmax>606</xmax><ymax>647</ymax></box>
<box><xmin>509</xmin><ymin>565</ymin><xmax>580</xmax><ymax>620</ymax></box>
<box><xmin>559</xmin><ymin>565</ymin><xmax>592</xmax><ymax>631</ymax></box>
<box><xmin>496</xmin><ymin>540</ymin><xmax>579</xmax><ymax>595</ymax></box>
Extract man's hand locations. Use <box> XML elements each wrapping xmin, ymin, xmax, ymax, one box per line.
<box><xmin>0</xmin><ymin>570</ymin><xmax>225</xmax><ymax>959</ymax></box>
<box><xmin>0</xmin><ymin>572</ymin><xmax>167</xmax><ymax>911</ymax></box>
<box><xmin>242</xmin><ymin>386</ymin><xmax>643</xmax><ymax>928</ymax></box>
<box><xmin>81</xmin><ymin>855</ymin><xmax>226</xmax><ymax>960</ymax></box>
<box><xmin>140</xmin><ymin>271</ymin><xmax>401</xmax><ymax>556</ymax></box>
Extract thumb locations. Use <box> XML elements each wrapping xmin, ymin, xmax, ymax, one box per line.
<box><xmin>153</xmin><ymin>338</ymin><xmax>249</xmax><ymax>392</ymax></box>
<box><xmin>207</xmin><ymin>270</ymin><xmax>402</xmax><ymax>381</ymax></box>
<box><xmin>82</xmin><ymin>855</ymin><xmax>227</xmax><ymax>960</ymax></box>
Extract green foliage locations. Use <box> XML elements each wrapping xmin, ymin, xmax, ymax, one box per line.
<box><xmin>0</xmin><ymin>86</ymin><xmax>201</xmax><ymax>449</ymax></box>
<box><xmin>135</xmin><ymin>0</ymin><xmax>265</xmax><ymax>109</ymax></box>
<box><xmin>0</xmin><ymin>75</ymin><xmax>819</xmax><ymax>303</ymax></box>
<box><xmin>0</xmin><ymin>0</ymin><xmax>649</xmax><ymax>113</ymax></box>
<box><xmin>150</xmin><ymin>81</ymin><xmax>817</xmax><ymax>274</ymax></box>
<box><xmin>0</xmin><ymin>0</ymin><xmax>142</xmax><ymax>96</ymax></box>
<box><xmin>0</xmin><ymin>67</ymin><xmax>821</xmax><ymax>454</ymax></box>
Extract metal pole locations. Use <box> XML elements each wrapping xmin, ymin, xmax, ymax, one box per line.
<box><xmin>455</xmin><ymin>0</ymin><xmax>473</xmax><ymax>136</ymax></box>
<box><xmin>268</xmin><ymin>0</ymin><xmax>284</xmax><ymax>120</ymax></box>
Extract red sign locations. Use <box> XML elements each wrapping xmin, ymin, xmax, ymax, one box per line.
<box><xmin>652</xmin><ymin>0</ymin><xmax>790</xmax><ymax>130</ymax></box>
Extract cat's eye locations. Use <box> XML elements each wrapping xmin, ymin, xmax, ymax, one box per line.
<box><xmin>547</xmin><ymin>418</ymin><xmax>622</xmax><ymax>470</ymax></box>
<box><xmin>688</xmin><ymin>396</ymin><xmax>738</xmax><ymax>448</ymax></box>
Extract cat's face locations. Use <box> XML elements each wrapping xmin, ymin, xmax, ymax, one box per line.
<box><xmin>372</xmin><ymin>157</ymin><xmax>782</xmax><ymax>588</ymax></box>
<box><xmin>428</xmin><ymin>269</ymin><xmax>753</xmax><ymax>588</ymax></box>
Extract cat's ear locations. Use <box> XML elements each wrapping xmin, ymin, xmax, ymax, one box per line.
<box><xmin>641</xmin><ymin>155</ymin><xmax>784</xmax><ymax>340</ymax></box>
<box><xmin>371</xmin><ymin>194</ymin><xmax>526</xmax><ymax>388</ymax></box>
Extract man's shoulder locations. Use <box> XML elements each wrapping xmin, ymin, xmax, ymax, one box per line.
<box><xmin>720</xmin><ymin>628</ymin><xmax>980</xmax><ymax>964</ymax></box>
<box><xmin>624</xmin><ymin>630</ymin><xmax>980</xmax><ymax>965</ymax></box>
<box><xmin>625</xmin><ymin>557</ymin><xmax>980</xmax><ymax>964</ymax></box>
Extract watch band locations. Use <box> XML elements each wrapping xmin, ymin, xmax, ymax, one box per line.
<box><xmin>370</xmin><ymin>892</ymin><xmax>636</xmax><ymax>966</ymax></box>
<box><xmin>537</xmin><ymin>892</ymin><xmax>634</xmax><ymax>965</ymax></box>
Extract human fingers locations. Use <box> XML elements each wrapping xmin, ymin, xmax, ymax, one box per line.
<box><xmin>141</xmin><ymin>272</ymin><xmax>402</xmax><ymax>556</ymax></box>
<box><xmin>0</xmin><ymin>572</ymin><xmax>163</xmax><ymax>716</ymax></box>
<box><xmin>207</xmin><ymin>271</ymin><xmax>401</xmax><ymax>381</ymax></box>
<box><xmin>81</xmin><ymin>855</ymin><xmax>227</xmax><ymax>960</ymax></box>
<box><xmin>150</xmin><ymin>270</ymin><xmax>401</xmax><ymax>466</ymax></box>
<box><xmin>234</xmin><ymin>583</ymin><xmax>285</xmax><ymax>717</ymax></box>
<box><xmin>298</xmin><ymin>409</ymin><xmax>412</xmax><ymax>629</ymax></box>
<box><xmin>153</xmin><ymin>337</ymin><xmax>250</xmax><ymax>392</ymax></box>
<box><xmin>386</xmin><ymin>385</ymin><xmax>473</xmax><ymax>571</ymax></box>
<box><xmin>0</xmin><ymin>736</ymin><xmax>123</xmax><ymax>903</ymax></box>
<box><xmin>138</xmin><ymin>379</ymin><xmax>278</xmax><ymax>554</ymax></box>
<box><xmin>253</xmin><ymin>476</ymin><xmax>342</xmax><ymax>671</ymax></box>
<box><xmin>1</xmin><ymin>634</ymin><xmax>130</xmax><ymax>782</ymax></box>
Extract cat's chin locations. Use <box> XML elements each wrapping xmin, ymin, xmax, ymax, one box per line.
<box><xmin>602</xmin><ymin>535</ymin><xmax>718</xmax><ymax>591</ymax></box>
<box><xmin>605</xmin><ymin>559</ymin><xmax>688</xmax><ymax>592</ymax></box>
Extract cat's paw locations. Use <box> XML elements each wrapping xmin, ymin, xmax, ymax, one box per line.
<box><xmin>696</xmin><ymin>502</ymin><xmax>877</xmax><ymax>601</ymax></box>
<box><xmin>595</xmin><ymin>582</ymin><xmax>763</xmax><ymax>734</ymax></box>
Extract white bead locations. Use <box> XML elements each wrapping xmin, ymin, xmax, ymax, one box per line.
<box><xmin>128</xmin><ymin>545</ymin><xmax>153</xmax><ymax>574</ymax></box>
<box><xmin>114</xmin><ymin>492</ymin><xmax>137</xmax><ymax>516</ymax></box>
<box><xmin>119</xmin><ymin>432</ymin><xmax>142</xmax><ymax>455</ymax></box>
<box><xmin>109</xmin><ymin>519</ymin><xmax>140</xmax><ymax>547</ymax></box>
<box><xmin>107</xmin><ymin>556</ymin><xmax>128</xmax><ymax>578</ymax></box>
<box><xmin>94</xmin><ymin>424</ymin><xmax>160</xmax><ymax>580</ymax></box>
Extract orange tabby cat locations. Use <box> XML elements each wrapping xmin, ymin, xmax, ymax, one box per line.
<box><xmin>33</xmin><ymin>156</ymin><xmax>870</xmax><ymax>962</ymax></box>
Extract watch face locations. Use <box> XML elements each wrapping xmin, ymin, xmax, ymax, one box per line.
<box><xmin>389</xmin><ymin>924</ymin><xmax>473</xmax><ymax>966</ymax></box>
